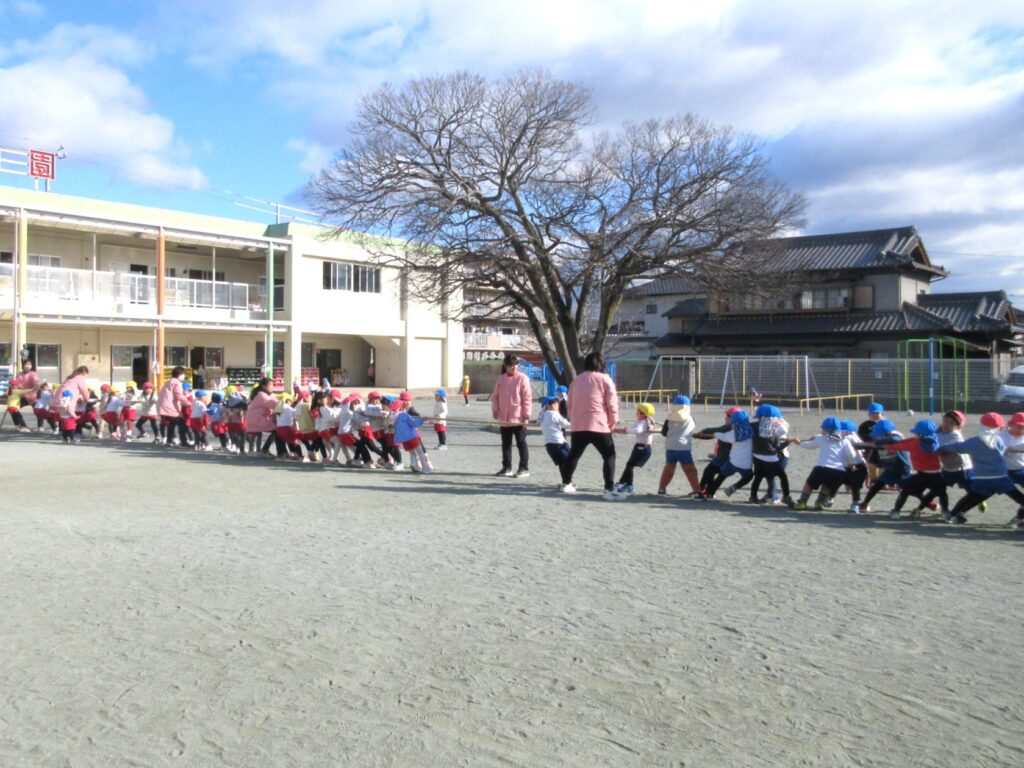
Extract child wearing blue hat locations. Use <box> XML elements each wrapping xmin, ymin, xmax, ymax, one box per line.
<box><xmin>878</xmin><ymin>419</ymin><xmax>946</xmax><ymax>519</ymax></box>
<box><xmin>791</xmin><ymin>417</ymin><xmax>860</xmax><ymax>510</ymax></box>
<box><xmin>836</xmin><ymin>419</ymin><xmax>867</xmax><ymax>512</ymax></box>
<box><xmin>555</xmin><ymin>385</ymin><xmax>569</xmax><ymax>420</ymax></box>
<box><xmin>433</xmin><ymin>390</ymin><xmax>448</xmax><ymax>450</ymax></box>
<box><xmin>857</xmin><ymin>420</ymin><xmax>911</xmax><ymax>513</ymax></box>
<box><xmin>539</xmin><ymin>396</ymin><xmax>571</xmax><ymax>471</ymax></box>
<box><xmin>858</xmin><ymin>402</ymin><xmax>886</xmax><ymax>486</ymax></box>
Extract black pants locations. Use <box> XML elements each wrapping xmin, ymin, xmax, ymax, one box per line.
<box><xmin>750</xmin><ymin>457</ymin><xmax>790</xmax><ymax>499</ymax></box>
<box><xmin>894</xmin><ymin>472</ymin><xmax>947</xmax><ymax>512</ymax></box>
<box><xmin>700</xmin><ymin>462</ymin><xmax>724</xmax><ymax>493</ymax></box>
<box><xmin>165</xmin><ymin>417</ymin><xmax>189</xmax><ymax>445</ymax></box>
<box><xmin>618</xmin><ymin>444</ymin><xmax>651</xmax><ymax>486</ymax></box>
<box><xmin>843</xmin><ymin>464</ymin><xmax>868</xmax><ymax>502</ymax></box>
<box><xmin>952</xmin><ymin>486</ymin><xmax>1024</xmax><ymax>516</ymax></box>
<box><xmin>8</xmin><ymin>408</ymin><xmax>26</xmax><ymax>428</ymax></box>
<box><xmin>500</xmin><ymin>426</ymin><xmax>529</xmax><ymax>472</ymax></box>
<box><xmin>560</xmin><ymin>431</ymin><xmax>616</xmax><ymax>491</ymax></box>
<box><xmin>546</xmin><ymin>442</ymin><xmax>570</xmax><ymax>468</ymax></box>
<box><xmin>355</xmin><ymin>437</ymin><xmax>373</xmax><ymax>463</ymax></box>
<box><xmin>437</xmin><ymin>430</ymin><xmax>447</xmax><ymax>447</ymax></box>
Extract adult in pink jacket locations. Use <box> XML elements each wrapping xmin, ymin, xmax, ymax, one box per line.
<box><xmin>245</xmin><ymin>378</ymin><xmax>279</xmax><ymax>455</ymax></box>
<box><xmin>491</xmin><ymin>353</ymin><xmax>532</xmax><ymax>477</ymax></box>
<box><xmin>560</xmin><ymin>352</ymin><xmax>621</xmax><ymax>497</ymax></box>
<box><xmin>7</xmin><ymin>360</ymin><xmax>40</xmax><ymax>432</ymax></box>
<box><xmin>58</xmin><ymin>365</ymin><xmax>92</xmax><ymax>433</ymax></box>
<box><xmin>156</xmin><ymin>365</ymin><xmax>189</xmax><ymax>446</ymax></box>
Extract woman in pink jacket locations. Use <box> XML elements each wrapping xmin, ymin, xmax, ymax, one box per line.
<box><xmin>246</xmin><ymin>378</ymin><xmax>279</xmax><ymax>456</ymax></box>
<box><xmin>560</xmin><ymin>352</ymin><xmax>621</xmax><ymax>499</ymax></box>
<box><xmin>58</xmin><ymin>365</ymin><xmax>92</xmax><ymax>439</ymax></box>
<box><xmin>491</xmin><ymin>353</ymin><xmax>532</xmax><ymax>477</ymax></box>
<box><xmin>7</xmin><ymin>360</ymin><xmax>40</xmax><ymax>432</ymax></box>
<box><xmin>156</xmin><ymin>366</ymin><xmax>189</xmax><ymax>446</ymax></box>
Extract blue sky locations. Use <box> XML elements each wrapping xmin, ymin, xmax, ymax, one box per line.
<box><xmin>1</xmin><ymin>0</ymin><xmax>1023</xmax><ymax>295</ymax></box>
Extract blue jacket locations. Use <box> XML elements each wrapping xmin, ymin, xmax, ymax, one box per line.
<box><xmin>393</xmin><ymin>411</ymin><xmax>424</xmax><ymax>444</ymax></box>
<box><xmin>943</xmin><ymin>436</ymin><xmax>1008</xmax><ymax>478</ymax></box>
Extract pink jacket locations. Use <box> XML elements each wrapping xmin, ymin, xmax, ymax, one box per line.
<box><xmin>156</xmin><ymin>378</ymin><xmax>185</xmax><ymax>418</ymax></box>
<box><xmin>246</xmin><ymin>391</ymin><xmax>277</xmax><ymax>432</ymax></box>
<box><xmin>12</xmin><ymin>370</ymin><xmax>40</xmax><ymax>405</ymax></box>
<box><xmin>567</xmin><ymin>371</ymin><xmax>619</xmax><ymax>433</ymax></box>
<box><xmin>491</xmin><ymin>371</ymin><xmax>532</xmax><ymax>425</ymax></box>
<box><xmin>59</xmin><ymin>373</ymin><xmax>90</xmax><ymax>414</ymax></box>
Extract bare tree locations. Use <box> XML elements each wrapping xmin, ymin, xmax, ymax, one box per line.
<box><xmin>308</xmin><ymin>70</ymin><xmax>805</xmax><ymax>382</ymax></box>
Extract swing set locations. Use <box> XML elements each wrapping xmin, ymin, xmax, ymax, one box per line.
<box><xmin>896</xmin><ymin>336</ymin><xmax>969</xmax><ymax>415</ymax></box>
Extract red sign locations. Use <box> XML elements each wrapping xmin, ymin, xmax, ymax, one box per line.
<box><xmin>28</xmin><ymin>150</ymin><xmax>55</xmax><ymax>180</ymax></box>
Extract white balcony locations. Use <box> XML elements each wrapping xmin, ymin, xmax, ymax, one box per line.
<box><xmin>463</xmin><ymin>331</ymin><xmax>537</xmax><ymax>351</ymax></box>
<box><xmin>10</xmin><ymin>265</ymin><xmax>267</xmax><ymax>322</ymax></box>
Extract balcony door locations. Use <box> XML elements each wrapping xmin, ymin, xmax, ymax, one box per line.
<box><xmin>129</xmin><ymin>264</ymin><xmax>150</xmax><ymax>304</ymax></box>
<box><xmin>111</xmin><ymin>345</ymin><xmax>150</xmax><ymax>385</ymax></box>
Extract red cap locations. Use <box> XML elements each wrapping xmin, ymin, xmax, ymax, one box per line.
<box><xmin>100</xmin><ymin>383</ymin><xmax>110</xmax><ymax>392</ymax></box>
<box><xmin>368</xmin><ymin>391</ymin><xmax>381</xmax><ymax>400</ymax></box>
<box><xmin>725</xmin><ymin>406</ymin><xmax>742</xmax><ymax>416</ymax></box>
<box><xmin>329</xmin><ymin>389</ymin><xmax>342</xmax><ymax>399</ymax></box>
<box><xmin>142</xmin><ymin>381</ymin><xmax>153</xmax><ymax>389</ymax></box>
<box><xmin>389</xmin><ymin>400</ymin><xmax>402</xmax><ymax>411</ymax></box>
<box><xmin>399</xmin><ymin>391</ymin><xmax>413</xmax><ymax>402</ymax></box>
<box><xmin>980</xmin><ymin>412</ymin><xmax>1005</xmax><ymax>429</ymax></box>
<box><xmin>944</xmin><ymin>410</ymin><xmax>966</xmax><ymax>426</ymax></box>
<box><xmin>1010</xmin><ymin>412</ymin><xmax>1024</xmax><ymax>427</ymax></box>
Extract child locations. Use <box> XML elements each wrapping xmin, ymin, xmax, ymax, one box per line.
<box><xmin>555</xmin><ymin>385</ymin><xmax>569</xmax><ymax>420</ymax></box>
<box><xmin>274</xmin><ymin>394</ymin><xmax>305</xmax><ymax>461</ymax></box>
<box><xmin>858</xmin><ymin>402</ymin><xmax>887</xmax><ymax>486</ymax></box>
<box><xmin>207</xmin><ymin>392</ymin><xmax>232</xmax><ymax>453</ymax></box>
<box><xmin>461</xmin><ymin>374</ymin><xmax>471</xmax><ymax>406</ymax></box>
<box><xmin>101</xmin><ymin>385</ymin><xmax>123</xmax><ymax>441</ymax></box>
<box><xmin>858</xmin><ymin>420</ymin><xmax>910</xmax><ymax>513</ymax></box>
<box><xmin>657</xmin><ymin>395</ymin><xmax>700</xmax><ymax>496</ymax></box>
<box><xmin>941</xmin><ymin>412</ymin><xmax>1024</xmax><ymax>525</ymax></box>
<box><xmin>433</xmin><ymin>390</ymin><xmax>449</xmax><ymax>450</ymax></box>
<box><xmin>106</xmin><ymin>386</ymin><xmax>139</xmax><ymax>444</ymax></box>
<box><xmin>703</xmin><ymin>409</ymin><xmax>755</xmax><ymax>500</ymax></box>
<box><xmin>119</xmin><ymin>381</ymin><xmax>140</xmax><ymax>442</ymax></box>
<box><xmin>56</xmin><ymin>388</ymin><xmax>78</xmax><ymax>444</ymax></box>
<box><xmin>918</xmin><ymin>410</ymin><xmax>976</xmax><ymax>517</ymax></box>
<box><xmin>225</xmin><ymin>385</ymin><xmax>248</xmax><ymax>454</ymax></box>
<box><xmin>316</xmin><ymin>390</ymin><xmax>347</xmax><ymax>464</ymax></box>
<box><xmin>838</xmin><ymin>419</ymin><xmax>868</xmax><ymax>513</ymax></box>
<box><xmin>879</xmin><ymin>419</ymin><xmax>946</xmax><ymax>520</ymax></box>
<box><xmin>33</xmin><ymin>382</ymin><xmax>57</xmax><ymax>434</ymax></box>
<box><xmin>296</xmin><ymin>389</ymin><xmax>324</xmax><ymax>461</ymax></box>
<box><xmin>791</xmin><ymin>417</ymin><xmax>860</xmax><ymax>510</ymax></box>
<box><xmin>384</xmin><ymin>397</ymin><xmax>405</xmax><ymax>470</ymax></box>
<box><xmin>97</xmin><ymin>383</ymin><xmax>115</xmax><ymax>439</ymax></box>
<box><xmin>747</xmin><ymin>404</ymin><xmax>794</xmax><ymax>506</ymax></box>
<box><xmin>347</xmin><ymin>394</ymin><xmax>375</xmax><ymax>468</ymax></box>
<box><xmin>189</xmin><ymin>390</ymin><xmax>211</xmax><ymax>451</ymax></box>
<box><xmin>136</xmin><ymin>382</ymin><xmax>159</xmax><ymax>442</ymax></box>
<box><xmin>613</xmin><ymin>403</ymin><xmax>657</xmax><ymax>495</ymax></box>
<box><xmin>76</xmin><ymin>388</ymin><xmax>100</xmax><ymax>438</ymax></box>
<box><xmin>692</xmin><ymin>406</ymin><xmax>742</xmax><ymax>498</ymax></box>
<box><xmin>178</xmin><ymin>382</ymin><xmax>195</xmax><ymax>447</ymax></box>
<box><xmin>362</xmin><ymin>392</ymin><xmax>388</xmax><ymax>466</ymax></box>
<box><xmin>394</xmin><ymin>391</ymin><xmax>433</xmax><ymax>473</ymax></box>
<box><xmin>1002</xmin><ymin>412</ymin><xmax>1024</xmax><ymax>528</ymax></box>
<box><xmin>539</xmin><ymin>396</ymin><xmax>571</xmax><ymax>473</ymax></box>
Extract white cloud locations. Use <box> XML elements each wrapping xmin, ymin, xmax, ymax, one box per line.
<box><xmin>0</xmin><ymin>0</ymin><xmax>43</xmax><ymax>19</ymax></box>
<box><xmin>0</xmin><ymin>24</ymin><xmax>206</xmax><ymax>190</ymax></box>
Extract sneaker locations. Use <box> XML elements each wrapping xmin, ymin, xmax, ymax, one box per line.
<box><xmin>514</xmin><ymin>469</ymin><xmax>530</xmax><ymax>479</ymax></box>
<box><xmin>687</xmin><ymin>491</ymin><xmax>706</xmax><ymax>500</ymax></box>
<box><xmin>849</xmin><ymin>504</ymin><xmax>861</xmax><ymax>514</ymax></box>
<box><xmin>617</xmin><ymin>484</ymin><xmax>635</xmax><ymax>495</ymax></box>
<box><xmin>814</xmin><ymin>501</ymin><xmax>827</xmax><ymax>511</ymax></box>
<box><xmin>822</xmin><ymin>499</ymin><xmax>834</xmax><ymax>509</ymax></box>
<box><xmin>657</xmin><ymin>488</ymin><xmax>667</xmax><ymax>496</ymax></box>
<box><xmin>861</xmin><ymin>504</ymin><xmax>871</xmax><ymax>513</ymax></box>
<box><xmin>602</xmin><ymin>489</ymin><xmax>624</xmax><ymax>501</ymax></box>
<box><xmin>941</xmin><ymin>509</ymin><xmax>953</xmax><ymax>522</ymax></box>
<box><xmin>437</xmin><ymin>445</ymin><xmax>448</xmax><ymax>451</ymax></box>
<box><xmin>782</xmin><ymin>496</ymin><xmax>796</xmax><ymax>508</ymax></box>
<box><xmin>18</xmin><ymin>426</ymin><xmax>31</xmax><ymax>433</ymax></box>
<box><xmin>724</xmin><ymin>486</ymin><xmax>736</xmax><ymax>497</ymax></box>
<box><xmin>888</xmin><ymin>510</ymin><xmax>901</xmax><ymax>520</ymax></box>
<box><xmin>950</xmin><ymin>513</ymin><xmax>968</xmax><ymax>525</ymax></box>
<box><xmin>909</xmin><ymin>508</ymin><xmax>922</xmax><ymax>519</ymax></box>
<box><xmin>495</xmin><ymin>468</ymin><xmax>514</xmax><ymax>477</ymax></box>
<box><xmin>793</xmin><ymin>501</ymin><xmax>808</xmax><ymax>511</ymax></box>
<box><xmin>560</xmin><ymin>483</ymin><xmax>577</xmax><ymax>494</ymax></box>
<box><xmin>51</xmin><ymin>428</ymin><xmax>60</xmax><ymax>436</ymax></box>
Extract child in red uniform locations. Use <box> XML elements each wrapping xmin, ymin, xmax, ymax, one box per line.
<box><xmin>56</xmin><ymin>388</ymin><xmax>78</xmax><ymax>443</ymax></box>
<box><xmin>433</xmin><ymin>390</ymin><xmax>448</xmax><ymax>450</ymax></box>
<box><xmin>189</xmin><ymin>390</ymin><xmax>211</xmax><ymax>451</ymax></box>
<box><xmin>119</xmin><ymin>381</ymin><xmax>140</xmax><ymax>442</ymax></box>
<box><xmin>135</xmin><ymin>382</ymin><xmax>158</xmax><ymax>441</ymax></box>
<box><xmin>394</xmin><ymin>391</ymin><xmax>433</xmax><ymax>473</ymax></box>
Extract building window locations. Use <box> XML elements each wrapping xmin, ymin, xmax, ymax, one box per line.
<box><xmin>322</xmin><ymin>261</ymin><xmax>381</xmax><ymax>293</ymax></box>
<box><xmin>645</xmin><ymin>303</ymin><xmax>658</xmax><ymax>314</ymax></box>
<box><xmin>256</xmin><ymin>341</ymin><xmax>285</xmax><ymax>367</ymax></box>
<box><xmin>204</xmin><ymin>347</ymin><xmax>224</xmax><ymax>368</ymax></box>
<box><xmin>186</xmin><ymin>269</ymin><xmax>225</xmax><ymax>282</ymax></box>
<box><xmin>853</xmin><ymin>285</ymin><xmax>874</xmax><ymax>309</ymax></box>
<box><xmin>164</xmin><ymin>346</ymin><xmax>188</xmax><ymax>367</ymax></box>
<box><xmin>301</xmin><ymin>342</ymin><xmax>315</xmax><ymax>368</ymax></box>
<box><xmin>257</xmin><ymin>277</ymin><xmax>285</xmax><ymax>311</ymax></box>
<box><xmin>0</xmin><ymin>342</ymin><xmax>11</xmax><ymax>365</ymax></box>
<box><xmin>28</xmin><ymin>254</ymin><xmax>61</xmax><ymax>268</ymax></box>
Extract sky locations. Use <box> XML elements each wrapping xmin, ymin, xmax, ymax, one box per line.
<box><xmin>1</xmin><ymin>0</ymin><xmax>1022</xmax><ymax>296</ymax></box>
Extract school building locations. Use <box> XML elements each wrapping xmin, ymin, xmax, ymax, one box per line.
<box><xmin>0</xmin><ymin>186</ymin><xmax>462</xmax><ymax>391</ymax></box>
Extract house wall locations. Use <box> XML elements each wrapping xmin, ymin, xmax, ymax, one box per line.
<box><xmin>899</xmin><ymin>274</ymin><xmax>931</xmax><ymax>305</ymax></box>
<box><xmin>858</xmin><ymin>273</ymin><xmax>902</xmax><ymax>311</ymax></box>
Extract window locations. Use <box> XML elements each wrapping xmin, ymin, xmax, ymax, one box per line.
<box><xmin>0</xmin><ymin>342</ymin><xmax>10</xmax><ymax>365</ymax></box>
<box><xmin>0</xmin><ymin>251</ymin><xmax>11</xmax><ymax>264</ymax></box>
<box><xmin>256</xmin><ymin>341</ymin><xmax>285</xmax><ymax>367</ymax></box>
<box><xmin>204</xmin><ymin>347</ymin><xmax>224</xmax><ymax>368</ymax></box>
<box><xmin>28</xmin><ymin>254</ymin><xmax>61</xmax><ymax>268</ymax></box>
<box><xmin>322</xmin><ymin>261</ymin><xmax>381</xmax><ymax>293</ymax></box>
<box><xmin>827</xmin><ymin>288</ymin><xmax>850</xmax><ymax>309</ymax></box>
<box><xmin>301</xmin><ymin>342</ymin><xmax>315</xmax><ymax>368</ymax></box>
<box><xmin>112</xmin><ymin>345</ymin><xmax>134</xmax><ymax>368</ymax></box>
<box><xmin>187</xmin><ymin>269</ymin><xmax>225</xmax><ymax>281</ymax></box>
<box><xmin>645</xmin><ymin>303</ymin><xmax>658</xmax><ymax>314</ymax></box>
<box><xmin>853</xmin><ymin>285</ymin><xmax>874</xmax><ymax>310</ymax></box>
<box><xmin>257</xmin><ymin>277</ymin><xmax>285</xmax><ymax>311</ymax></box>
<box><xmin>164</xmin><ymin>346</ymin><xmax>188</xmax><ymax>367</ymax></box>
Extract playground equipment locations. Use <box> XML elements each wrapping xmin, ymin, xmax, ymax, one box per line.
<box><xmin>896</xmin><ymin>337</ymin><xmax>969</xmax><ymax>415</ymax></box>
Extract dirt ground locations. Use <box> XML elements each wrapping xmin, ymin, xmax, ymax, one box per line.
<box><xmin>1</xmin><ymin>401</ymin><xmax>1022</xmax><ymax>767</ymax></box>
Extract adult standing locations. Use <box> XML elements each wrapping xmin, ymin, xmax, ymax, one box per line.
<box><xmin>6</xmin><ymin>360</ymin><xmax>40</xmax><ymax>432</ymax></box>
<box><xmin>246</xmin><ymin>377</ymin><xmax>278</xmax><ymax>457</ymax></box>
<box><xmin>60</xmin><ymin>366</ymin><xmax>92</xmax><ymax>439</ymax></box>
<box><xmin>491</xmin><ymin>353</ymin><xmax>531</xmax><ymax>478</ymax></box>
<box><xmin>560</xmin><ymin>352</ymin><xmax>621</xmax><ymax>499</ymax></box>
<box><xmin>192</xmin><ymin>362</ymin><xmax>206</xmax><ymax>391</ymax></box>
<box><xmin>157</xmin><ymin>366</ymin><xmax>189</xmax><ymax>446</ymax></box>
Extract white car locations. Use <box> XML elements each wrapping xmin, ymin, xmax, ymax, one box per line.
<box><xmin>997</xmin><ymin>365</ymin><xmax>1024</xmax><ymax>403</ymax></box>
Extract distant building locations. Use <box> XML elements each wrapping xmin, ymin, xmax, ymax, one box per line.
<box><xmin>614</xmin><ymin>227</ymin><xmax>1023</xmax><ymax>360</ymax></box>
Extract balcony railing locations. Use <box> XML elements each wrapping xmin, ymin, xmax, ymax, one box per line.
<box><xmin>12</xmin><ymin>265</ymin><xmax>266</xmax><ymax>318</ymax></box>
<box><xmin>463</xmin><ymin>332</ymin><xmax>537</xmax><ymax>350</ymax></box>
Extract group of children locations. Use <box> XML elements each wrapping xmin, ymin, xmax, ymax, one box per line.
<box><xmin>538</xmin><ymin>394</ymin><xmax>1024</xmax><ymax>527</ymax></box>
<box><xmin>25</xmin><ymin>378</ymin><xmax>453</xmax><ymax>475</ymax></box>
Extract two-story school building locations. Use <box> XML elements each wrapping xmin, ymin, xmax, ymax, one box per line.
<box><xmin>0</xmin><ymin>186</ymin><xmax>462</xmax><ymax>391</ymax></box>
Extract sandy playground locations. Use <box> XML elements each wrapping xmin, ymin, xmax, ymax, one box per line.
<box><xmin>1</xmin><ymin>402</ymin><xmax>1022</xmax><ymax>767</ymax></box>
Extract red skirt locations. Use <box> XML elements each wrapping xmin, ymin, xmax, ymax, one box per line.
<box><xmin>102</xmin><ymin>412</ymin><xmax>120</xmax><ymax>427</ymax></box>
<box><xmin>434</xmin><ymin>423</ymin><xmax>447</xmax><ymax>433</ymax></box>
<box><xmin>120</xmin><ymin>407</ymin><xmax>137</xmax><ymax>422</ymax></box>
<box><xmin>60</xmin><ymin>417</ymin><xmax>79</xmax><ymax>432</ymax></box>
<box><xmin>189</xmin><ymin>417</ymin><xmax>209</xmax><ymax>432</ymax></box>
<box><xmin>340</xmin><ymin>433</ymin><xmax>357</xmax><ymax>447</ymax></box>
<box><xmin>227</xmin><ymin>422</ymin><xmax>246</xmax><ymax>433</ymax></box>
<box><xmin>275</xmin><ymin>426</ymin><xmax>300</xmax><ymax>444</ymax></box>
<box><xmin>402</xmin><ymin>437</ymin><xmax>422</xmax><ymax>451</ymax></box>
<box><xmin>211</xmin><ymin>422</ymin><xmax>228</xmax><ymax>436</ymax></box>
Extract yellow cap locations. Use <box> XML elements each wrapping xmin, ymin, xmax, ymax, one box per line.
<box><xmin>125</xmin><ymin>380</ymin><xmax>137</xmax><ymax>389</ymax></box>
<box><xmin>109</xmin><ymin>385</ymin><xmax>120</xmax><ymax>394</ymax></box>
<box><xmin>277</xmin><ymin>392</ymin><xmax>291</xmax><ymax>401</ymax></box>
<box><xmin>637</xmin><ymin>403</ymin><xmax>655</xmax><ymax>418</ymax></box>
<box><xmin>226</xmin><ymin>385</ymin><xmax>237</xmax><ymax>395</ymax></box>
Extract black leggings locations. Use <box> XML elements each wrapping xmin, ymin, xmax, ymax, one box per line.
<box><xmin>500</xmin><ymin>426</ymin><xmax>529</xmax><ymax>472</ymax></box>
<box><xmin>165</xmin><ymin>417</ymin><xmax>189</xmax><ymax>445</ymax></box>
<box><xmin>750</xmin><ymin>457</ymin><xmax>790</xmax><ymax>499</ymax></box>
<box><xmin>700</xmin><ymin>462</ymin><xmax>724</xmax><ymax>493</ymax></box>
<box><xmin>894</xmin><ymin>472</ymin><xmax>947</xmax><ymax>512</ymax></box>
<box><xmin>952</xmin><ymin>486</ymin><xmax>1024</xmax><ymax>516</ymax></box>
<box><xmin>560</xmin><ymin>431</ymin><xmax>616</xmax><ymax>491</ymax></box>
<box><xmin>618</xmin><ymin>444</ymin><xmax>651</xmax><ymax>487</ymax></box>
<box><xmin>437</xmin><ymin>430</ymin><xmax>447</xmax><ymax>447</ymax></box>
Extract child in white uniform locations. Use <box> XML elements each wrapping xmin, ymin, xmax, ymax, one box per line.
<box><xmin>613</xmin><ymin>403</ymin><xmax>657</xmax><ymax>495</ymax></box>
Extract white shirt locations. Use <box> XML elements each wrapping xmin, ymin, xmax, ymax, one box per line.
<box><xmin>316</xmin><ymin>403</ymin><xmax>341</xmax><ymax>432</ymax></box>
<box><xmin>625</xmin><ymin>418</ymin><xmax>656</xmax><ymax>446</ymax></box>
<box><xmin>277</xmin><ymin>403</ymin><xmax>296</xmax><ymax>428</ymax></box>
<box><xmin>337</xmin><ymin>407</ymin><xmax>355</xmax><ymax>434</ymax></box>
<box><xmin>540</xmin><ymin>410</ymin><xmax>570</xmax><ymax>445</ymax></box>
<box><xmin>190</xmin><ymin>400</ymin><xmax>207</xmax><ymax>419</ymax></box>
<box><xmin>843</xmin><ymin>434</ymin><xmax>865</xmax><ymax>465</ymax></box>
<box><xmin>800</xmin><ymin>434</ymin><xmax>857</xmax><ymax>470</ymax></box>
<box><xmin>719</xmin><ymin>429</ymin><xmax>753</xmax><ymax>470</ymax></box>
<box><xmin>433</xmin><ymin>400</ymin><xmax>448</xmax><ymax>423</ymax></box>
<box><xmin>1002</xmin><ymin>430</ymin><xmax>1024</xmax><ymax>470</ymax></box>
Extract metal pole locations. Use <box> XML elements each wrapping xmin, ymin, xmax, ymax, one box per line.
<box><xmin>928</xmin><ymin>338</ymin><xmax>935</xmax><ymax>415</ymax></box>
<box><xmin>804</xmin><ymin>355</ymin><xmax>810</xmax><ymax>404</ymax></box>
<box><xmin>719</xmin><ymin>356</ymin><xmax>731</xmax><ymax>406</ymax></box>
<box><xmin>156</xmin><ymin>227</ymin><xmax>166</xmax><ymax>387</ymax></box>
<box><xmin>266</xmin><ymin>243</ymin><xmax>274</xmax><ymax>383</ymax></box>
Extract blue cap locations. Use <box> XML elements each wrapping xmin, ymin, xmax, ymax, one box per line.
<box><xmin>911</xmin><ymin>419</ymin><xmax>938</xmax><ymax>436</ymax></box>
<box><xmin>382</xmin><ymin>395</ymin><xmax>395</xmax><ymax>404</ymax></box>
<box><xmin>555</xmin><ymin>385</ymin><xmax>569</xmax><ymax>394</ymax></box>
<box><xmin>870</xmin><ymin>419</ymin><xmax>895</xmax><ymax>438</ymax></box>
<box><xmin>730</xmin><ymin>410</ymin><xmax>749</xmax><ymax>425</ymax></box>
<box><xmin>541</xmin><ymin>396</ymin><xmax>556</xmax><ymax>406</ymax></box>
<box><xmin>182</xmin><ymin>382</ymin><xmax>192</xmax><ymax>391</ymax></box>
<box><xmin>62</xmin><ymin>389</ymin><xmax>72</xmax><ymax>397</ymax></box>
<box><xmin>840</xmin><ymin>419</ymin><xmax>857</xmax><ymax>432</ymax></box>
<box><xmin>821</xmin><ymin>416</ymin><xmax>841</xmax><ymax>432</ymax></box>
<box><xmin>867</xmin><ymin>402</ymin><xmax>885</xmax><ymax>414</ymax></box>
<box><xmin>196</xmin><ymin>389</ymin><xmax>207</xmax><ymax>398</ymax></box>
<box><xmin>435</xmin><ymin>389</ymin><xmax>446</xmax><ymax>397</ymax></box>
<box><xmin>672</xmin><ymin>395</ymin><xmax>690</xmax><ymax>405</ymax></box>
